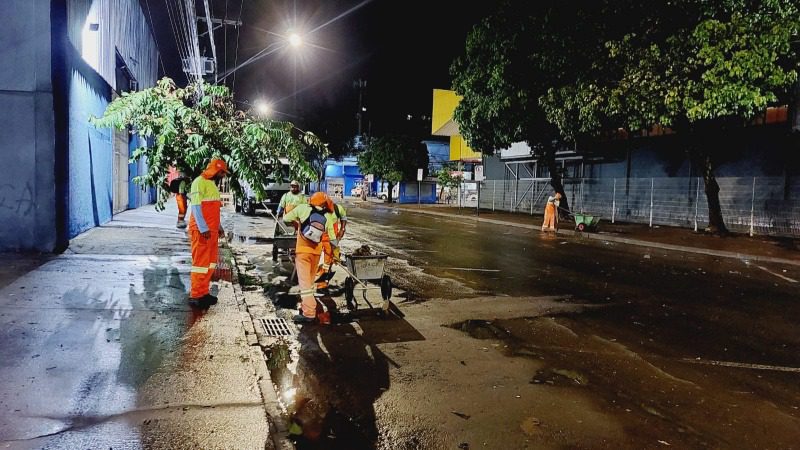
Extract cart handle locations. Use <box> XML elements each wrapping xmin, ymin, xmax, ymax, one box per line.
<box><xmin>264</xmin><ymin>203</ymin><xmax>293</xmax><ymax>235</ymax></box>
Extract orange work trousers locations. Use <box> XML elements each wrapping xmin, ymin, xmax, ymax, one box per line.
<box><xmin>295</xmin><ymin>252</ymin><xmax>320</xmax><ymax>318</ymax></box>
<box><xmin>190</xmin><ymin>229</ymin><xmax>219</xmax><ymax>299</ymax></box>
<box><xmin>176</xmin><ymin>194</ymin><xmax>187</xmax><ymax>220</ymax></box>
<box><xmin>316</xmin><ymin>240</ymin><xmax>335</xmax><ymax>289</ymax></box>
<box><xmin>542</xmin><ymin>203</ymin><xmax>558</xmax><ymax>231</ymax></box>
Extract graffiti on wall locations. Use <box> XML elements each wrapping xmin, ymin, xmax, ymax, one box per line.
<box><xmin>0</xmin><ymin>182</ymin><xmax>34</xmax><ymax>217</ymax></box>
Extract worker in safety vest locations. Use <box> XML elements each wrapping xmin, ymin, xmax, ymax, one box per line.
<box><xmin>188</xmin><ymin>158</ymin><xmax>229</xmax><ymax>308</ymax></box>
<box><xmin>276</xmin><ymin>180</ymin><xmax>307</xmax><ymax>216</ymax></box>
<box><xmin>316</xmin><ymin>198</ymin><xmax>347</xmax><ymax>290</ymax></box>
<box><xmin>167</xmin><ymin>166</ymin><xmax>191</xmax><ymax>229</ymax></box>
<box><xmin>541</xmin><ymin>192</ymin><xmax>561</xmax><ymax>232</ymax></box>
<box><xmin>283</xmin><ymin>192</ymin><xmax>332</xmax><ymax>323</ymax></box>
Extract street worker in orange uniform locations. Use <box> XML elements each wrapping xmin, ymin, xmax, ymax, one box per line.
<box><xmin>167</xmin><ymin>166</ymin><xmax>191</xmax><ymax>229</ymax></box>
<box><xmin>316</xmin><ymin>198</ymin><xmax>347</xmax><ymax>290</ymax></box>
<box><xmin>541</xmin><ymin>192</ymin><xmax>561</xmax><ymax>232</ymax></box>
<box><xmin>188</xmin><ymin>158</ymin><xmax>229</xmax><ymax>308</ymax></box>
<box><xmin>283</xmin><ymin>192</ymin><xmax>332</xmax><ymax>323</ymax></box>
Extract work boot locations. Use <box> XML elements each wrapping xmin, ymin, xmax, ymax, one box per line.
<box><xmin>292</xmin><ymin>314</ymin><xmax>315</xmax><ymax>324</ymax></box>
<box><xmin>188</xmin><ymin>297</ymin><xmax>206</xmax><ymax>309</ymax></box>
<box><xmin>205</xmin><ymin>293</ymin><xmax>218</xmax><ymax>306</ymax></box>
<box><xmin>176</xmin><ymin>220</ymin><xmax>187</xmax><ymax>229</ymax></box>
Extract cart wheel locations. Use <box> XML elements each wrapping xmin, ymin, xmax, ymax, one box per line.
<box><xmin>577</xmin><ymin>223</ymin><xmax>586</xmax><ymax>232</ymax></box>
<box><xmin>380</xmin><ymin>275</ymin><xmax>392</xmax><ymax>301</ymax></box>
<box><xmin>344</xmin><ymin>277</ymin><xmax>357</xmax><ymax>310</ymax></box>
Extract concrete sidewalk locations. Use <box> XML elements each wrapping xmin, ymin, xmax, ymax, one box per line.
<box><xmin>353</xmin><ymin>200</ymin><xmax>800</xmax><ymax>267</ymax></box>
<box><xmin>0</xmin><ymin>203</ymin><xmax>274</xmax><ymax>449</ymax></box>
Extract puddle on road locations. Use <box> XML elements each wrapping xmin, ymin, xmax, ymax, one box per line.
<box><xmin>449</xmin><ymin>315</ymin><xmax>800</xmax><ymax>448</ymax></box>
<box><xmin>230</xmin><ymin>234</ymin><xmax>272</xmax><ymax>245</ymax></box>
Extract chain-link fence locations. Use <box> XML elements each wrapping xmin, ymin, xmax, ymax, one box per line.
<box><xmin>474</xmin><ymin>177</ymin><xmax>800</xmax><ymax>237</ymax></box>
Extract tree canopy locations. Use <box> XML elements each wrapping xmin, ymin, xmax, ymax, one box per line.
<box><xmin>90</xmin><ymin>78</ymin><xmax>328</xmax><ymax>208</ymax></box>
<box><xmin>452</xmin><ymin>0</ymin><xmax>800</xmax><ymax>232</ymax></box>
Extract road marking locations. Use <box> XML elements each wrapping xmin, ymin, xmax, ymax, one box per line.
<box><xmin>439</xmin><ymin>267</ymin><xmax>501</xmax><ymax>272</ymax></box>
<box><xmin>682</xmin><ymin>358</ymin><xmax>800</xmax><ymax>373</ymax></box>
<box><xmin>756</xmin><ymin>265</ymin><xmax>798</xmax><ymax>283</ymax></box>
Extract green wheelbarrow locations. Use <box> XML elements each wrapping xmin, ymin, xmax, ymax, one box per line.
<box><xmin>572</xmin><ymin>213</ymin><xmax>600</xmax><ymax>232</ymax></box>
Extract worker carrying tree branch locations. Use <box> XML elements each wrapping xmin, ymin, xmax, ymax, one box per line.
<box><xmin>188</xmin><ymin>158</ymin><xmax>229</xmax><ymax>309</ymax></box>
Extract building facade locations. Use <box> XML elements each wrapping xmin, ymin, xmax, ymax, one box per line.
<box><xmin>0</xmin><ymin>0</ymin><xmax>159</xmax><ymax>251</ymax></box>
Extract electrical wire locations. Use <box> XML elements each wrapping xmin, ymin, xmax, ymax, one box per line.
<box><xmin>231</xmin><ymin>0</ymin><xmax>244</xmax><ymax>92</ymax></box>
<box><xmin>144</xmin><ymin>0</ymin><xmax>166</xmax><ymax>77</ymax></box>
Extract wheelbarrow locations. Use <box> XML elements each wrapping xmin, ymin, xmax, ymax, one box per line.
<box><xmin>336</xmin><ymin>252</ymin><xmax>395</xmax><ymax>315</ymax></box>
<box><xmin>266</xmin><ymin>206</ymin><xmax>297</xmax><ymax>262</ymax></box>
<box><xmin>573</xmin><ymin>212</ymin><xmax>601</xmax><ymax>232</ymax></box>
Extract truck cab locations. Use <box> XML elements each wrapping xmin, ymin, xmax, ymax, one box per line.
<box><xmin>237</xmin><ymin>179</ymin><xmax>292</xmax><ymax>215</ymax></box>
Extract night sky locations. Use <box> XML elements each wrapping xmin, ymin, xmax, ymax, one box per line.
<box><xmin>139</xmin><ymin>0</ymin><xmax>496</xmax><ymax>144</ymax></box>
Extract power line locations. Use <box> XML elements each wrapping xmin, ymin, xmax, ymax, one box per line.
<box><xmin>231</xmin><ymin>0</ymin><xmax>244</xmax><ymax>92</ymax></box>
<box><xmin>144</xmin><ymin>0</ymin><xmax>166</xmax><ymax>77</ymax></box>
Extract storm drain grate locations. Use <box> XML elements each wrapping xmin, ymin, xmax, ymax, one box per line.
<box><xmin>259</xmin><ymin>318</ymin><xmax>293</xmax><ymax>337</ymax></box>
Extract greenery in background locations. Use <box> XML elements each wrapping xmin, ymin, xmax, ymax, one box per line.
<box><xmin>435</xmin><ymin>164</ymin><xmax>462</xmax><ymax>202</ymax></box>
<box><xmin>357</xmin><ymin>134</ymin><xmax>429</xmax><ymax>203</ymax></box>
<box><xmin>540</xmin><ymin>0</ymin><xmax>800</xmax><ymax>233</ymax></box>
<box><xmin>90</xmin><ymin>78</ymin><xmax>328</xmax><ymax>209</ymax></box>
<box><xmin>453</xmin><ymin>0</ymin><xmax>800</xmax><ymax>233</ymax></box>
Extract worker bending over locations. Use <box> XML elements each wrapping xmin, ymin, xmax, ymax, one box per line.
<box><xmin>541</xmin><ymin>192</ymin><xmax>561</xmax><ymax>232</ymax></box>
<box><xmin>283</xmin><ymin>192</ymin><xmax>332</xmax><ymax>323</ymax></box>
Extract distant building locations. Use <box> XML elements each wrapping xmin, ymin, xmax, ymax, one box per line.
<box><xmin>0</xmin><ymin>0</ymin><xmax>159</xmax><ymax>251</ymax></box>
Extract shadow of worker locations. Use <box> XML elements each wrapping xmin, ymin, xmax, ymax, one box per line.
<box><xmin>289</xmin><ymin>312</ymin><xmax>423</xmax><ymax>450</ymax></box>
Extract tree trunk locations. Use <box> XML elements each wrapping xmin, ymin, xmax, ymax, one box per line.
<box><xmin>543</xmin><ymin>148</ymin><xmax>570</xmax><ymax>219</ymax></box>
<box><xmin>699</xmin><ymin>153</ymin><xmax>728</xmax><ymax>235</ymax></box>
<box><xmin>387</xmin><ymin>182</ymin><xmax>394</xmax><ymax>204</ymax></box>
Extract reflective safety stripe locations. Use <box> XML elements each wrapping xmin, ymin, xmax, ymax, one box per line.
<box><xmin>299</xmin><ymin>288</ymin><xmax>316</xmax><ymax>296</ymax></box>
<box><xmin>191</xmin><ymin>266</ymin><xmax>209</xmax><ymax>274</ymax></box>
<box><xmin>321</xmin><ymin>263</ymin><xmax>330</xmax><ymax>270</ymax></box>
<box><xmin>209</xmin><ymin>262</ymin><xmax>218</xmax><ymax>269</ymax></box>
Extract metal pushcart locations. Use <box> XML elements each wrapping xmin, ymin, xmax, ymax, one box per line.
<box><xmin>266</xmin><ymin>207</ymin><xmax>296</xmax><ymax>261</ymax></box>
<box><xmin>338</xmin><ymin>253</ymin><xmax>393</xmax><ymax>313</ymax></box>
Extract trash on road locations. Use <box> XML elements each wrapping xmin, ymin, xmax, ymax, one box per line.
<box><xmin>451</xmin><ymin>411</ymin><xmax>471</xmax><ymax>420</ymax></box>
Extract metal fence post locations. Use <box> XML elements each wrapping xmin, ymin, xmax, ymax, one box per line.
<box><xmin>694</xmin><ymin>177</ymin><xmax>700</xmax><ymax>232</ymax></box>
<box><xmin>530</xmin><ymin>181</ymin><xmax>534</xmax><ymax>215</ymax></box>
<box><xmin>492</xmin><ymin>180</ymin><xmax>496</xmax><ymax>211</ymax></box>
<box><xmin>580</xmin><ymin>178</ymin><xmax>585</xmax><ymax>214</ymax></box>
<box><xmin>612</xmin><ymin>178</ymin><xmax>616</xmax><ymax>223</ymax></box>
<box><xmin>649</xmin><ymin>177</ymin><xmax>654</xmax><ymax>228</ymax></box>
<box><xmin>749</xmin><ymin>177</ymin><xmax>756</xmax><ymax>237</ymax></box>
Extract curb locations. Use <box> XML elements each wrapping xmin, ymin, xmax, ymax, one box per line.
<box><xmin>388</xmin><ymin>206</ymin><xmax>800</xmax><ymax>267</ymax></box>
<box><xmin>226</xmin><ymin>243</ymin><xmax>295</xmax><ymax>450</ymax></box>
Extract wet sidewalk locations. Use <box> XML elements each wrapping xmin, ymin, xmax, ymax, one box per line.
<box><xmin>357</xmin><ymin>201</ymin><xmax>800</xmax><ymax>266</ymax></box>
<box><xmin>0</xmin><ymin>203</ymin><xmax>272</xmax><ymax>449</ymax></box>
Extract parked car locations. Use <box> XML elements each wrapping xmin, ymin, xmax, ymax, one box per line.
<box><xmin>466</xmin><ymin>193</ymin><xmax>478</xmax><ymax>202</ymax></box>
<box><xmin>351</xmin><ymin>186</ymin><xmax>363</xmax><ymax>197</ymax></box>
<box><xmin>376</xmin><ymin>185</ymin><xmax>399</xmax><ymax>201</ymax></box>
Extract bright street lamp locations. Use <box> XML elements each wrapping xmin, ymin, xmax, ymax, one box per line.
<box><xmin>254</xmin><ymin>100</ymin><xmax>272</xmax><ymax>116</ymax></box>
<box><xmin>288</xmin><ymin>32</ymin><xmax>303</xmax><ymax>48</ymax></box>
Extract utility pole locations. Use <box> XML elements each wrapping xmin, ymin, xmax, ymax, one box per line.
<box><xmin>354</xmin><ymin>79</ymin><xmax>367</xmax><ymax>148</ymax></box>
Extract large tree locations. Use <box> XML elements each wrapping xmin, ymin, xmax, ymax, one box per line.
<box><xmin>451</xmin><ymin>1</ymin><xmax>626</xmax><ymax>215</ymax></box>
<box><xmin>90</xmin><ymin>78</ymin><xmax>327</xmax><ymax>208</ymax></box>
<box><xmin>357</xmin><ymin>134</ymin><xmax>429</xmax><ymax>203</ymax></box>
<box><xmin>541</xmin><ymin>0</ymin><xmax>800</xmax><ymax>234</ymax></box>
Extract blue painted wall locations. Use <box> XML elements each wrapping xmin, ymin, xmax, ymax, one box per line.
<box><xmin>397</xmin><ymin>181</ymin><xmax>437</xmax><ymax>204</ymax></box>
<box><xmin>67</xmin><ymin>63</ymin><xmax>114</xmax><ymax>238</ymax></box>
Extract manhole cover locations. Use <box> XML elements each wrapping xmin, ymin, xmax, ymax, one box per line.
<box><xmin>259</xmin><ymin>318</ymin><xmax>292</xmax><ymax>337</ymax></box>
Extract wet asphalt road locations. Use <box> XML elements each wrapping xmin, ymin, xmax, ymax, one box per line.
<box><xmin>236</xmin><ymin>202</ymin><xmax>800</xmax><ymax>449</ymax></box>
